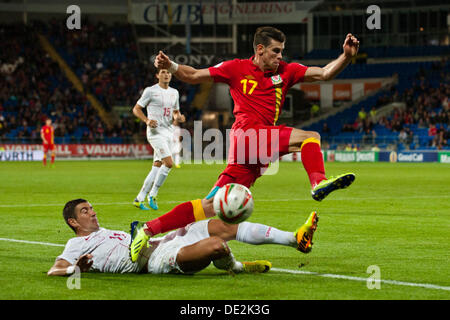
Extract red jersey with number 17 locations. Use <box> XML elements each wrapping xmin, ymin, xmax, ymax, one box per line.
<box><xmin>208</xmin><ymin>57</ymin><xmax>308</xmax><ymax>126</ymax></box>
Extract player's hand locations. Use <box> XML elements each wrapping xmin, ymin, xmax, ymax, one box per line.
<box><xmin>75</xmin><ymin>253</ymin><xmax>93</xmax><ymax>272</ymax></box>
<box><xmin>343</xmin><ymin>33</ymin><xmax>360</xmax><ymax>58</ymax></box>
<box><xmin>146</xmin><ymin>119</ymin><xmax>158</xmax><ymax>128</ymax></box>
<box><xmin>177</xmin><ymin>114</ymin><xmax>186</xmax><ymax>123</ymax></box>
<box><xmin>154</xmin><ymin>51</ymin><xmax>172</xmax><ymax>70</ymax></box>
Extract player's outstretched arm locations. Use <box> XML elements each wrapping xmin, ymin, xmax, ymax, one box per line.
<box><xmin>47</xmin><ymin>254</ymin><xmax>93</xmax><ymax>276</ymax></box>
<box><xmin>304</xmin><ymin>33</ymin><xmax>360</xmax><ymax>82</ymax></box>
<box><xmin>154</xmin><ymin>51</ymin><xmax>212</xmax><ymax>85</ymax></box>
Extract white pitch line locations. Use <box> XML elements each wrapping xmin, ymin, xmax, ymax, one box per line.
<box><xmin>0</xmin><ymin>195</ymin><xmax>449</xmax><ymax>208</ymax></box>
<box><xmin>0</xmin><ymin>237</ymin><xmax>65</xmax><ymax>247</ymax></box>
<box><xmin>271</xmin><ymin>268</ymin><xmax>450</xmax><ymax>291</ymax></box>
<box><xmin>0</xmin><ymin>237</ymin><xmax>448</xmax><ymax>292</ymax></box>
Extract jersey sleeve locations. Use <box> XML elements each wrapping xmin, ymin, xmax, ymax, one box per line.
<box><xmin>56</xmin><ymin>238</ymin><xmax>83</xmax><ymax>265</ymax></box>
<box><xmin>136</xmin><ymin>87</ymin><xmax>152</xmax><ymax>108</ymax></box>
<box><xmin>208</xmin><ymin>59</ymin><xmax>239</xmax><ymax>84</ymax></box>
<box><xmin>288</xmin><ymin>62</ymin><xmax>309</xmax><ymax>85</ymax></box>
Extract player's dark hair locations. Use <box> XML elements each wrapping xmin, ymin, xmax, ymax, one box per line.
<box><xmin>63</xmin><ymin>199</ymin><xmax>87</xmax><ymax>233</ymax></box>
<box><xmin>253</xmin><ymin>26</ymin><xmax>286</xmax><ymax>52</ymax></box>
<box><xmin>154</xmin><ymin>67</ymin><xmax>169</xmax><ymax>84</ymax></box>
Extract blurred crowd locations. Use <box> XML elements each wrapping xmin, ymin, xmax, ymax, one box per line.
<box><xmin>0</xmin><ymin>20</ymin><xmax>201</xmax><ymax>143</ymax></box>
<box><xmin>338</xmin><ymin>62</ymin><xmax>449</xmax><ymax>150</ymax></box>
<box><xmin>1</xmin><ymin>20</ymin><xmax>448</xmax><ymax>148</ymax></box>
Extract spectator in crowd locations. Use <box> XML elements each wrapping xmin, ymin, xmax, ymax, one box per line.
<box><xmin>428</xmin><ymin>124</ymin><xmax>437</xmax><ymax>137</ymax></box>
<box><xmin>358</xmin><ymin>107</ymin><xmax>367</xmax><ymax>121</ymax></box>
<box><xmin>398</xmin><ymin>129</ymin><xmax>408</xmax><ymax>144</ymax></box>
<box><xmin>369</xmin><ymin>106</ymin><xmax>377</xmax><ymax>121</ymax></box>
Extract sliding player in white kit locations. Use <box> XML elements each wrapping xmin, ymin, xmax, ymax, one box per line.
<box><xmin>132</xmin><ymin>68</ymin><xmax>186</xmax><ymax>211</ymax></box>
<box><xmin>47</xmin><ymin>199</ymin><xmax>314</xmax><ymax>276</ymax></box>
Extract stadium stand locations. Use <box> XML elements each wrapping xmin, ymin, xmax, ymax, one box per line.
<box><xmin>304</xmin><ymin>46</ymin><xmax>450</xmax><ymax>60</ymax></box>
<box><xmin>303</xmin><ymin>58</ymin><xmax>449</xmax><ymax>150</ymax></box>
<box><xmin>0</xmin><ymin>8</ymin><xmax>448</xmax><ymax>151</ymax></box>
<box><xmin>0</xmin><ymin>20</ymin><xmax>201</xmax><ymax>144</ymax></box>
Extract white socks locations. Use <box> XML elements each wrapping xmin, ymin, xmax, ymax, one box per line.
<box><xmin>173</xmin><ymin>153</ymin><xmax>181</xmax><ymax>167</ymax></box>
<box><xmin>213</xmin><ymin>252</ymin><xmax>243</xmax><ymax>273</ymax></box>
<box><xmin>236</xmin><ymin>222</ymin><xmax>297</xmax><ymax>247</ymax></box>
<box><xmin>136</xmin><ymin>165</ymin><xmax>160</xmax><ymax>202</ymax></box>
<box><xmin>149</xmin><ymin>165</ymin><xmax>171</xmax><ymax>198</ymax></box>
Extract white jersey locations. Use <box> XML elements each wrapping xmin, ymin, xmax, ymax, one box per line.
<box><xmin>56</xmin><ymin>228</ymin><xmax>142</xmax><ymax>274</ymax></box>
<box><xmin>137</xmin><ymin>84</ymin><xmax>180</xmax><ymax>136</ymax></box>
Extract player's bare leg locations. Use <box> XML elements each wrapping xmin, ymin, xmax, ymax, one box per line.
<box><xmin>176</xmin><ymin>237</ymin><xmax>232</xmax><ymax>273</ymax></box>
<box><xmin>289</xmin><ymin>128</ymin><xmax>355</xmax><ymax>201</ymax></box>
<box><xmin>177</xmin><ymin>235</ymin><xmax>270</xmax><ymax>274</ymax></box>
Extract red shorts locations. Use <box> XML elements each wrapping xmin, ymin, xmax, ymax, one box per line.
<box><xmin>214</xmin><ymin>164</ymin><xmax>263</xmax><ymax>189</ymax></box>
<box><xmin>214</xmin><ymin>121</ymin><xmax>293</xmax><ymax>189</ymax></box>
<box><xmin>43</xmin><ymin>143</ymin><xmax>55</xmax><ymax>153</ymax></box>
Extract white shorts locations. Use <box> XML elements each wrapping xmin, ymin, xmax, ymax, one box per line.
<box><xmin>172</xmin><ymin>141</ymin><xmax>182</xmax><ymax>154</ymax></box>
<box><xmin>147</xmin><ymin>220</ymin><xmax>210</xmax><ymax>274</ymax></box>
<box><xmin>147</xmin><ymin>128</ymin><xmax>173</xmax><ymax>162</ymax></box>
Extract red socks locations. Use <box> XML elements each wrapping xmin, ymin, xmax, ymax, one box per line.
<box><xmin>145</xmin><ymin>201</ymin><xmax>196</xmax><ymax>236</ymax></box>
<box><xmin>300</xmin><ymin>138</ymin><xmax>326</xmax><ymax>188</ymax></box>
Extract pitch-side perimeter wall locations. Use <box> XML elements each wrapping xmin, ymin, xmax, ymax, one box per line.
<box><xmin>281</xmin><ymin>150</ymin><xmax>450</xmax><ymax>163</ymax></box>
<box><xmin>0</xmin><ymin>144</ymin><xmax>153</xmax><ymax>160</ymax></box>
<box><xmin>1</xmin><ymin>144</ymin><xmax>449</xmax><ymax>163</ymax></box>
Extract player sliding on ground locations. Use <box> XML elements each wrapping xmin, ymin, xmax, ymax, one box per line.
<box><xmin>130</xmin><ymin>26</ymin><xmax>357</xmax><ymax>261</ymax></box>
<box><xmin>48</xmin><ymin>199</ymin><xmax>318</xmax><ymax>276</ymax></box>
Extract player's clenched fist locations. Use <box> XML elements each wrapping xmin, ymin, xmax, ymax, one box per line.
<box><xmin>154</xmin><ymin>51</ymin><xmax>172</xmax><ymax>69</ymax></box>
<box><xmin>343</xmin><ymin>33</ymin><xmax>360</xmax><ymax>58</ymax></box>
<box><xmin>75</xmin><ymin>254</ymin><xmax>93</xmax><ymax>272</ymax></box>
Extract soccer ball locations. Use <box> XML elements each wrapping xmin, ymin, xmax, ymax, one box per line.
<box><xmin>213</xmin><ymin>183</ymin><xmax>254</xmax><ymax>224</ymax></box>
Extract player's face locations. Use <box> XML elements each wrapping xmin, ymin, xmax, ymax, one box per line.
<box><xmin>157</xmin><ymin>69</ymin><xmax>172</xmax><ymax>84</ymax></box>
<box><xmin>71</xmin><ymin>202</ymin><xmax>100</xmax><ymax>235</ymax></box>
<box><xmin>46</xmin><ymin>119</ymin><xmax>51</xmax><ymax>126</ymax></box>
<box><xmin>261</xmin><ymin>39</ymin><xmax>284</xmax><ymax>71</ymax></box>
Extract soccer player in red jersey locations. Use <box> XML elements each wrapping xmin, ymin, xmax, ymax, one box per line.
<box><xmin>130</xmin><ymin>27</ymin><xmax>359</xmax><ymax>261</ymax></box>
<box><xmin>40</xmin><ymin>118</ymin><xmax>55</xmax><ymax>166</ymax></box>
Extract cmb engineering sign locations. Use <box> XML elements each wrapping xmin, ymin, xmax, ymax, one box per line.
<box><xmin>130</xmin><ymin>1</ymin><xmax>320</xmax><ymax>25</ymax></box>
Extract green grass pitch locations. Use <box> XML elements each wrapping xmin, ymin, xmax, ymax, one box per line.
<box><xmin>0</xmin><ymin>160</ymin><xmax>449</xmax><ymax>300</ymax></box>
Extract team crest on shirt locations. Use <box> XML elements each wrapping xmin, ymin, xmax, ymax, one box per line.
<box><xmin>271</xmin><ymin>75</ymin><xmax>283</xmax><ymax>85</ymax></box>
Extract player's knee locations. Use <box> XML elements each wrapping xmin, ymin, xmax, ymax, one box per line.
<box><xmin>153</xmin><ymin>161</ymin><xmax>162</xmax><ymax>167</ymax></box>
<box><xmin>308</xmin><ymin>131</ymin><xmax>321</xmax><ymax>141</ymax></box>
<box><xmin>208</xmin><ymin>237</ymin><xmax>230</xmax><ymax>258</ymax></box>
<box><xmin>202</xmin><ymin>197</ymin><xmax>216</xmax><ymax>218</ymax></box>
<box><xmin>164</xmin><ymin>162</ymin><xmax>173</xmax><ymax>169</ymax></box>
<box><xmin>162</xmin><ymin>157</ymin><xmax>173</xmax><ymax>168</ymax></box>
